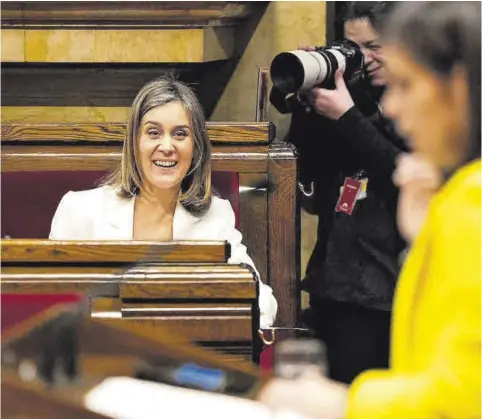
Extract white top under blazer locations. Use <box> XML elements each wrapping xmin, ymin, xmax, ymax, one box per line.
<box><xmin>49</xmin><ymin>185</ymin><xmax>277</xmax><ymax>328</ymax></box>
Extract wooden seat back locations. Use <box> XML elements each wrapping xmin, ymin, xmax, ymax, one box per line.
<box><xmin>1</xmin><ymin>122</ymin><xmax>300</xmax><ymax>343</ymax></box>
<box><xmin>1</xmin><ymin>170</ymin><xmax>239</xmax><ymax>238</ymax></box>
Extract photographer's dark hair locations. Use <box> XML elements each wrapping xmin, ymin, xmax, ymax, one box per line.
<box><xmin>339</xmin><ymin>2</ymin><xmax>398</xmax><ymax>32</ymax></box>
<box><xmin>385</xmin><ymin>1</ymin><xmax>481</xmax><ymax>166</ymax></box>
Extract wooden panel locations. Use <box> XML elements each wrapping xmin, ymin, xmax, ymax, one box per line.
<box><xmin>80</xmin><ymin>355</ymin><xmax>141</xmax><ymax>377</ymax></box>
<box><xmin>84</xmin><ymin>352</ymin><xmax>249</xmax><ymax>375</ymax></box>
<box><xmin>1</xmin><ymin>265</ymin><xmax>125</xmax><ymax>275</ymax></box>
<box><xmin>3</xmin><ymin>311</ymin><xmax>259</xmax><ymax>374</ymax></box>
<box><xmin>1</xmin><ymin>106</ymin><xmax>131</xmax><ymax>123</ymax></box>
<box><xmin>0</xmin><ymin>277</ymin><xmax>118</xmax><ymax>296</ymax></box>
<box><xmin>2</xmin><ymin>372</ymin><xmax>111</xmax><ymax>419</ymax></box>
<box><xmin>2</xmin><ymin>312</ymin><xmax>259</xmax><ymax>416</ymax></box>
<box><xmin>120</xmin><ymin>263</ymin><xmax>256</xmax><ymax>299</ymax></box>
<box><xmin>1</xmin><ymin>263</ymin><xmax>256</xmax><ymax>299</ymax></box>
<box><xmin>120</xmin><ymin>264</ymin><xmax>257</xmax><ymax>299</ymax></box>
<box><xmin>238</xmin><ymin>173</ymin><xmax>268</xmax><ymax>283</ymax></box>
<box><xmin>1</xmin><ymin>240</ymin><xmax>229</xmax><ymax>263</ymax></box>
<box><xmin>1</xmin><ymin>65</ymin><xmax>210</xmax><ymax>108</ymax></box>
<box><xmin>124</xmin><ymin>263</ymin><xmax>258</xmax><ymax>275</ymax></box>
<box><xmin>120</xmin><ymin>281</ymin><xmax>255</xmax><ymax>299</ymax></box>
<box><xmin>115</xmin><ymin>317</ymin><xmax>252</xmax><ymax>342</ymax></box>
<box><xmin>1</xmin><ymin>122</ymin><xmax>272</xmax><ymax>144</ymax></box>
<box><xmin>92</xmin><ymin>302</ymin><xmax>254</xmax><ymax>342</ymax></box>
<box><xmin>1</xmin><ymin>261</ymin><xmax>258</xmax><ymax>357</ymax></box>
<box><xmin>86</xmin><ymin>317</ymin><xmax>259</xmax><ymax>373</ymax></box>
<box><xmin>2</xmin><ymin>298</ymin><xmax>260</xmax><ymax>381</ymax></box>
<box><xmin>268</xmin><ymin>143</ymin><xmax>300</xmax><ymax>333</ymax></box>
<box><xmin>1</xmin><ymin>144</ymin><xmax>120</xmax><ymax>172</ymax></box>
<box><xmin>1</xmin><ymin>2</ymin><xmax>259</xmax><ymax>28</ymax></box>
<box><xmin>1</xmin><ymin>145</ymin><xmax>269</xmax><ymax>173</ymax></box>
<box><xmin>120</xmin><ymin>302</ymin><xmax>252</xmax><ymax>317</ymax></box>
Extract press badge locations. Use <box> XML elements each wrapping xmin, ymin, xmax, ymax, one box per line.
<box><xmin>335</xmin><ymin>178</ymin><xmax>362</xmax><ymax>215</ymax></box>
<box><xmin>336</xmin><ymin>173</ymin><xmax>369</xmax><ymax>215</ymax></box>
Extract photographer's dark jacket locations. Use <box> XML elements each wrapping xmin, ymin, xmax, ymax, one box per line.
<box><xmin>288</xmin><ymin>92</ymin><xmax>408</xmax><ymax>311</ymax></box>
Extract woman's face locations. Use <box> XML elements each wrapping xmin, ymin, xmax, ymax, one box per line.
<box><xmin>137</xmin><ymin>101</ymin><xmax>194</xmax><ymax>194</ymax></box>
<box><xmin>344</xmin><ymin>18</ymin><xmax>385</xmax><ymax>86</ymax></box>
<box><xmin>382</xmin><ymin>44</ymin><xmax>470</xmax><ymax>170</ymax></box>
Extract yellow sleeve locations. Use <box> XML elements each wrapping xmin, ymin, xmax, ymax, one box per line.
<box><xmin>347</xmin><ymin>191</ymin><xmax>481</xmax><ymax>419</ymax></box>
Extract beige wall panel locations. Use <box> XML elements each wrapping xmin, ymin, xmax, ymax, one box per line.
<box><xmin>25</xmin><ymin>30</ymin><xmax>96</xmax><ymax>62</ymax></box>
<box><xmin>19</xmin><ymin>29</ymin><xmax>231</xmax><ymax>63</ymax></box>
<box><xmin>1</xmin><ymin>29</ymin><xmax>25</xmax><ymax>62</ymax></box>
<box><xmin>1</xmin><ymin>107</ymin><xmax>130</xmax><ymax>123</ymax></box>
<box><xmin>94</xmin><ymin>30</ymin><xmax>204</xmax><ymax>63</ymax></box>
<box><xmin>211</xmin><ymin>1</ymin><xmax>326</xmax><ymax>140</ymax></box>
<box><xmin>203</xmin><ymin>27</ymin><xmax>234</xmax><ymax>62</ymax></box>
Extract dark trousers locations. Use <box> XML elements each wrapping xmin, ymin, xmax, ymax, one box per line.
<box><xmin>305</xmin><ymin>296</ymin><xmax>391</xmax><ymax>384</ymax></box>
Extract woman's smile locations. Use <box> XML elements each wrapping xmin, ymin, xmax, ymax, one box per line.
<box><xmin>153</xmin><ymin>160</ymin><xmax>179</xmax><ymax>169</ymax></box>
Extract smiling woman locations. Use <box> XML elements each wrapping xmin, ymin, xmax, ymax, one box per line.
<box><xmin>140</xmin><ymin>107</ymin><xmax>194</xmax><ymax>195</ymax></box>
<box><xmin>48</xmin><ymin>76</ymin><xmax>278</xmax><ymax>328</ymax></box>
<box><xmin>104</xmin><ymin>77</ymin><xmax>212</xmax><ymax>219</ymax></box>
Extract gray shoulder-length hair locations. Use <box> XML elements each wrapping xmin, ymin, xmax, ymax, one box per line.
<box><xmin>103</xmin><ymin>76</ymin><xmax>212</xmax><ymax>217</ymax></box>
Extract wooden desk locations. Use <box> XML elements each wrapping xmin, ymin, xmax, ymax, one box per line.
<box><xmin>1</xmin><ymin>240</ymin><xmax>260</xmax><ymax>361</ymax></box>
<box><xmin>2</xmin><ymin>299</ymin><xmax>261</xmax><ymax>419</ymax></box>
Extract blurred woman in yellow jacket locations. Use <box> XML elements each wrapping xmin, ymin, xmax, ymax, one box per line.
<box><xmin>259</xmin><ymin>2</ymin><xmax>481</xmax><ymax>418</ymax></box>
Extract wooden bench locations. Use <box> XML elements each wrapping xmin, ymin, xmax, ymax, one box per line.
<box><xmin>1</xmin><ymin>240</ymin><xmax>260</xmax><ymax>361</ymax></box>
<box><xmin>1</xmin><ymin>122</ymin><xmax>300</xmax><ymax>342</ymax></box>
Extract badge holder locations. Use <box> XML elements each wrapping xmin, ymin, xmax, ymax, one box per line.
<box><xmin>335</xmin><ymin>177</ymin><xmax>362</xmax><ymax>215</ymax></box>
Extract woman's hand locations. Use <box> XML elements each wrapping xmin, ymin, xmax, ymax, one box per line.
<box><xmin>258</xmin><ymin>371</ymin><xmax>349</xmax><ymax>419</ymax></box>
<box><xmin>393</xmin><ymin>153</ymin><xmax>442</xmax><ymax>243</ymax></box>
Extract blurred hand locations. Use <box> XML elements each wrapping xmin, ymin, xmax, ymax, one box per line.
<box><xmin>393</xmin><ymin>153</ymin><xmax>443</xmax><ymax>243</ymax></box>
<box><xmin>258</xmin><ymin>371</ymin><xmax>349</xmax><ymax>419</ymax></box>
<box><xmin>308</xmin><ymin>70</ymin><xmax>355</xmax><ymax>120</ymax></box>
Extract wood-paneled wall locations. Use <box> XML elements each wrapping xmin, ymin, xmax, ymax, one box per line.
<box><xmin>1</xmin><ymin>1</ymin><xmax>269</xmax><ymax>121</ymax></box>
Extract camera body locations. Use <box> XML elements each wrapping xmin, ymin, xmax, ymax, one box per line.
<box><xmin>269</xmin><ymin>39</ymin><xmax>365</xmax><ymax>114</ymax></box>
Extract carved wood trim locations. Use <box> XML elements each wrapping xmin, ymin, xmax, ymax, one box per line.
<box><xmin>113</xmin><ymin>318</ymin><xmax>253</xmax><ymax>342</ymax></box>
<box><xmin>1</xmin><ymin>122</ymin><xmax>273</xmax><ymax>144</ymax></box>
<box><xmin>1</xmin><ymin>145</ymin><xmax>269</xmax><ymax>172</ymax></box>
<box><xmin>120</xmin><ymin>302</ymin><xmax>252</xmax><ymax>317</ymax></box>
<box><xmin>1</xmin><ymin>1</ymin><xmax>261</xmax><ymax>28</ymax></box>
<box><xmin>1</xmin><ymin>240</ymin><xmax>230</xmax><ymax>264</ymax></box>
<box><xmin>267</xmin><ymin>142</ymin><xmax>300</xmax><ymax>335</ymax></box>
<box><xmin>1</xmin><ymin>262</ymin><xmax>257</xmax><ymax>299</ymax></box>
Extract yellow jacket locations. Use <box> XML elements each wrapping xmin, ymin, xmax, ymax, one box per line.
<box><xmin>348</xmin><ymin>160</ymin><xmax>481</xmax><ymax>419</ymax></box>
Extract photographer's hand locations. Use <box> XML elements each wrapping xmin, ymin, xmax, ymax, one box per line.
<box><xmin>308</xmin><ymin>70</ymin><xmax>355</xmax><ymax>120</ymax></box>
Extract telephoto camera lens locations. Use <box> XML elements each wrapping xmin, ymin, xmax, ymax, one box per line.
<box><xmin>270</xmin><ymin>39</ymin><xmax>365</xmax><ymax>94</ymax></box>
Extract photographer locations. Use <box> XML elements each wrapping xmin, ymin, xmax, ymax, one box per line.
<box><xmin>260</xmin><ymin>2</ymin><xmax>481</xmax><ymax>418</ymax></box>
<box><xmin>277</xmin><ymin>2</ymin><xmax>408</xmax><ymax>384</ymax></box>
